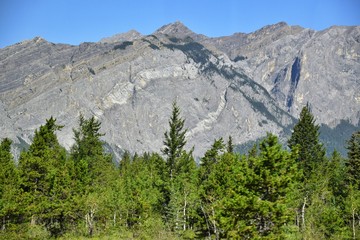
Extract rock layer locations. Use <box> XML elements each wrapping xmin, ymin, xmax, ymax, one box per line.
<box><xmin>0</xmin><ymin>22</ymin><xmax>359</xmax><ymax>158</ymax></box>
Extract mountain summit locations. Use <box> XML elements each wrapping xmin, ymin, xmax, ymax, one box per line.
<box><xmin>154</xmin><ymin>21</ymin><xmax>207</xmax><ymax>41</ymax></box>
<box><xmin>0</xmin><ymin>22</ymin><xmax>359</xmax><ymax>158</ymax></box>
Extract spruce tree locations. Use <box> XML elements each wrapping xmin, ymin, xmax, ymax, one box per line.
<box><xmin>0</xmin><ymin>138</ymin><xmax>18</xmax><ymax>231</ymax></box>
<box><xmin>226</xmin><ymin>136</ymin><xmax>234</xmax><ymax>153</ymax></box>
<box><xmin>254</xmin><ymin>133</ymin><xmax>300</xmax><ymax>237</ymax></box>
<box><xmin>199</xmin><ymin>138</ymin><xmax>225</xmax><ymax>182</ymax></box>
<box><xmin>70</xmin><ymin>115</ymin><xmax>114</xmax><ymax>236</ymax></box>
<box><xmin>162</xmin><ymin>101</ymin><xmax>187</xmax><ymax>180</ymax></box>
<box><xmin>346</xmin><ymin>130</ymin><xmax>360</xmax><ymax>188</ymax></box>
<box><xmin>288</xmin><ymin>103</ymin><xmax>325</xmax><ymax>176</ymax></box>
<box><xmin>71</xmin><ymin>114</ymin><xmax>105</xmax><ymax>162</ymax></box>
<box><xmin>18</xmin><ymin>117</ymin><xmax>69</xmax><ymax>236</ymax></box>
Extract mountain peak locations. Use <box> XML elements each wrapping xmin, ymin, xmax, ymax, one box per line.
<box><xmin>255</xmin><ymin>21</ymin><xmax>289</xmax><ymax>33</ymax></box>
<box><xmin>100</xmin><ymin>30</ymin><xmax>142</xmax><ymax>43</ymax></box>
<box><xmin>154</xmin><ymin>21</ymin><xmax>208</xmax><ymax>42</ymax></box>
<box><xmin>154</xmin><ymin>21</ymin><xmax>194</xmax><ymax>36</ymax></box>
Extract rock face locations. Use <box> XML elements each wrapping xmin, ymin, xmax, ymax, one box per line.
<box><xmin>0</xmin><ymin>22</ymin><xmax>359</xmax><ymax>158</ymax></box>
<box><xmin>99</xmin><ymin>30</ymin><xmax>142</xmax><ymax>43</ymax></box>
<box><xmin>203</xmin><ymin>22</ymin><xmax>360</xmax><ymax>126</ymax></box>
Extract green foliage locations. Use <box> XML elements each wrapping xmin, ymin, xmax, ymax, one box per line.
<box><xmin>0</xmin><ymin>104</ymin><xmax>356</xmax><ymax>238</ymax></box>
<box><xmin>199</xmin><ymin>138</ymin><xmax>225</xmax><ymax>182</ymax></box>
<box><xmin>71</xmin><ymin>114</ymin><xmax>106</xmax><ymax>162</ymax></box>
<box><xmin>226</xmin><ymin>135</ymin><xmax>234</xmax><ymax>153</ymax></box>
<box><xmin>346</xmin><ymin>130</ymin><xmax>360</xmax><ymax>188</ymax></box>
<box><xmin>288</xmin><ymin>103</ymin><xmax>325</xmax><ymax>176</ymax></box>
<box><xmin>167</xmin><ymin>151</ymin><xmax>199</xmax><ymax>234</ymax></box>
<box><xmin>0</xmin><ymin>138</ymin><xmax>19</xmax><ymax>232</ymax></box>
<box><xmin>162</xmin><ymin>101</ymin><xmax>187</xmax><ymax>180</ymax></box>
<box><xmin>17</xmin><ymin>117</ymin><xmax>70</xmax><ymax>237</ymax></box>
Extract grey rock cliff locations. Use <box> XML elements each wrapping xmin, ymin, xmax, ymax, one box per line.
<box><xmin>204</xmin><ymin>23</ymin><xmax>360</xmax><ymax>127</ymax></box>
<box><xmin>100</xmin><ymin>30</ymin><xmax>142</xmax><ymax>43</ymax></box>
<box><xmin>0</xmin><ymin>22</ymin><xmax>359</xmax><ymax>158</ymax></box>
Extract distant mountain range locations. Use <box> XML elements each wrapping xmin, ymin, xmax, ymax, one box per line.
<box><xmin>1</xmin><ymin>21</ymin><xmax>359</xmax><ymax>159</ymax></box>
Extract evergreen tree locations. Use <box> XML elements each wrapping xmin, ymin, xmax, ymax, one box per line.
<box><xmin>346</xmin><ymin>130</ymin><xmax>360</xmax><ymax>188</ymax></box>
<box><xmin>18</xmin><ymin>117</ymin><xmax>70</xmax><ymax>236</ymax></box>
<box><xmin>288</xmin><ymin>103</ymin><xmax>325</xmax><ymax>176</ymax></box>
<box><xmin>226</xmin><ymin>136</ymin><xmax>234</xmax><ymax>153</ymax></box>
<box><xmin>162</xmin><ymin>101</ymin><xmax>187</xmax><ymax>180</ymax></box>
<box><xmin>295</xmin><ymin>152</ymin><xmax>348</xmax><ymax>238</ymax></box>
<box><xmin>328</xmin><ymin>150</ymin><xmax>347</xmax><ymax>200</ymax></box>
<box><xmin>199</xmin><ymin>138</ymin><xmax>225</xmax><ymax>183</ymax></box>
<box><xmin>28</xmin><ymin>116</ymin><xmax>64</xmax><ymax>158</ymax></box>
<box><xmin>253</xmin><ymin>133</ymin><xmax>300</xmax><ymax>237</ymax></box>
<box><xmin>0</xmin><ymin>138</ymin><xmax>19</xmax><ymax>231</ymax></box>
<box><xmin>345</xmin><ymin>185</ymin><xmax>360</xmax><ymax>240</ymax></box>
<box><xmin>70</xmin><ymin>114</ymin><xmax>114</xmax><ymax>236</ymax></box>
<box><xmin>203</xmin><ymin>152</ymin><xmax>249</xmax><ymax>239</ymax></box>
<box><xmin>71</xmin><ymin>114</ymin><xmax>105</xmax><ymax>162</ymax></box>
<box><xmin>167</xmin><ymin>150</ymin><xmax>199</xmax><ymax>237</ymax></box>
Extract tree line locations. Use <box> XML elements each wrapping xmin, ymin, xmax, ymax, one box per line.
<box><xmin>0</xmin><ymin>102</ymin><xmax>359</xmax><ymax>239</ymax></box>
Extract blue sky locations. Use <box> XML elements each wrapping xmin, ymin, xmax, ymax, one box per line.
<box><xmin>1</xmin><ymin>0</ymin><xmax>359</xmax><ymax>48</ymax></box>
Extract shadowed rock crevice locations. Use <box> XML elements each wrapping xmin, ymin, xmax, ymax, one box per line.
<box><xmin>271</xmin><ymin>67</ymin><xmax>288</xmax><ymax>102</ymax></box>
<box><xmin>286</xmin><ymin>57</ymin><xmax>301</xmax><ymax>110</ymax></box>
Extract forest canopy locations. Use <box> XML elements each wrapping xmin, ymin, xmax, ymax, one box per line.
<box><xmin>0</xmin><ymin>103</ymin><xmax>359</xmax><ymax>239</ymax></box>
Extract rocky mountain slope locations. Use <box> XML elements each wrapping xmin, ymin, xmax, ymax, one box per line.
<box><xmin>0</xmin><ymin>22</ymin><xmax>359</xmax><ymax>158</ymax></box>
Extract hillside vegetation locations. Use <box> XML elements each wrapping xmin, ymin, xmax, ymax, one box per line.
<box><xmin>0</xmin><ymin>103</ymin><xmax>359</xmax><ymax>239</ymax></box>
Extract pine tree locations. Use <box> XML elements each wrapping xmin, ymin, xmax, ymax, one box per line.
<box><xmin>162</xmin><ymin>101</ymin><xmax>187</xmax><ymax>180</ymax></box>
<box><xmin>167</xmin><ymin>150</ymin><xmax>199</xmax><ymax>236</ymax></box>
<box><xmin>70</xmin><ymin>114</ymin><xmax>115</xmax><ymax>236</ymax></box>
<box><xmin>71</xmin><ymin>114</ymin><xmax>105</xmax><ymax>162</ymax></box>
<box><xmin>28</xmin><ymin>116</ymin><xmax>64</xmax><ymax>158</ymax></box>
<box><xmin>0</xmin><ymin>138</ymin><xmax>19</xmax><ymax>231</ymax></box>
<box><xmin>18</xmin><ymin>117</ymin><xmax>69</xmax><ymax>236</ymax></box>
<box><xmin>288</xmin><ymin>103</ymin><xmax>325</xmax><ymax>177</ymax></box>
<box><xmin>345</xmin><ymin>130</ymin><xmax>360</xmax><ymax>239</ymax></box>
<box><xmin>226</xmin><ymin>136</ymin><xmax>234</xmax><ymax>153</ymax></box>
<box><xmin>199</xmin><ymin>138</ymin><xmax>225</xmax><ymax>183</ymax></box>
<box><xmin>253</xmin><ymin>133</ymin><xmax>300</xmax><ymax>237</ymax></box>
<box><xmin>346</xmin><ymin>130</ymin><xmax>360</xmax><ymax>188</ymax></box>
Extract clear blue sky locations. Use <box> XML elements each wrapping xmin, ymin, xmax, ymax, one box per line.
<box><xmin>1</xmin><ymin>0</ymin><xmax>359</xmax><ymax>48</ymax></box>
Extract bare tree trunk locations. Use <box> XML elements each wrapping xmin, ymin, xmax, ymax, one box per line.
<box><xmin>175</xmin><ymin>210</ymin><xmax>179</xmax><ymax>231</ymax></box>
<box><xmin>212</xmin><ymin>207</ymin><xmax>219</xmax><ymax>240</ymax></box>
<box><xmin>301</xmin><ymin>197</ymin><xmax>307</xmax><ymax>229</ymax></box>
<box><xmin>85</xmin><ymin>208</ymin><xmax>96</xmax><ymax>236</ymax></box>
<box><xmin>31</xmin><ymin>215</ymin><xmax>36</xmax><ymax>226</ymax></box>
<box><xmin>183</xmin><ymin>194</ymin><xmax>187</xmax><ymax>231</ymax></box>
<box><xmin>113</xmin><ymin>212</ymin><xmax>116</xmax><ymax>227</ymax></box>
<box><xmin>2</xmin><ymin>216</ymin><xmax>5</xmax><ymax>230</ymax></box>
<box><xmin>352</xmin><ymin>208</ymin><xmax>356</xmax><ymax>240</ymax></box>
<box><xmin>200</xmin><ymin>204</ymin><xmax>211</xmax><ymax>238</ymax></box>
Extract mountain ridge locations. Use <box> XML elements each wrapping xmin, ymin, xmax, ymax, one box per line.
<box><xmin>0</xmin><ymin>22</ymin><xmax>359</xmax><ymax>158</ymax></box>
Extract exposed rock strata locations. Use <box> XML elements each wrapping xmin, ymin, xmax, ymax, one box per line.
<box><xmin>0</xmin><ymin>22</ymin><xmax>359</xmax><ymax>158</ymax></box>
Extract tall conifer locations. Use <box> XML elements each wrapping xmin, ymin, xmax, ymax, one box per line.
<box><xmin>346</xmin><ymin>130</ymin><xmax>360</xmax><ymax>188</ymax></box>
<box><xmin>162</xmin><ymin>101</ymin><xmax>187</xmax><ymax>180</ymax></box>
<box><xmin>288</xmin><ymin>104</ymin><xmax>325</xmax><ymax>176</ymax></box>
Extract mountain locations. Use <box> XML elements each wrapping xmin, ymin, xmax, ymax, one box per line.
<box><xmin>99</xmin><ymin>30</ymin><xmax>142</xmax><ymax>43</ymax></box>
<box><xmin>0</xmin><ymin>22</ymin><xmax>359</xmax><ymax>159</ymax></box>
